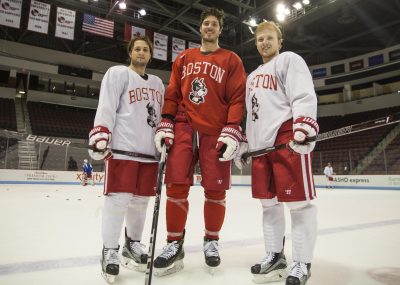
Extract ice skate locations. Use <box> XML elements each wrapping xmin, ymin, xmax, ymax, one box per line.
<box><xmin>121</xmin><ymin>230</ymin><xmax>147</xmax><ymax>272</ymax></box>
<box><xmin>251</xmin><ymin>250</ymin><xmax>288</xmax><ymax>283</ymax></box>
<box><xmin>153</xmin><ymin>238</ymin><xmax>185</xmax><ymax>277</ymax></box>
<box><xmin>286</xmin><ymin>262</ymin><xmax>311</xmax><ymax>285</ymax></box>
<box><xmin>101</xmin><ymin>246</ymin><xmax>120</xmax><ymax>284</ymax></box>
<box><xmin>203</xmin><ymin>237</ymin><xmax>220</xmax><ymax>275</ymax></box>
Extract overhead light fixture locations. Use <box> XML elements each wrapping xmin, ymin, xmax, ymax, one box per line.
<box><xmin>302</xmin><ymin>0</ymin><xmax>310</xmax><ymax>5</ymax></box>
<box><xmin>248</xmin><ymin>26</ymin><xmax>254</xmax><ymax>34</ymax></box>
<box><xmin>276</xmin><ymin>13</ymin><xmax>286</xmax><ymax>22</ymax></box>
<box><xmin>138</xmin><ymin>8</ymin><xmax>146</xmax><ymax>16</ymax></box>
<box><xmin>118</xmin><ymin>0</ymin><xmax>126</xmax><ymax>10</ymax></box>
<box><xmin>249</xmin><ymin>18</ymin><xmax>257</xmax><ymax>27</ymax></box>
<box><xmin>276</xmin><ymin>3</ymin><xmax>286</xmax><ymax>13</ymax></box>
<box><xmin>293</xmin><ymin>2</ymin><xmax>302</xmax><ymax>10</ymax></box>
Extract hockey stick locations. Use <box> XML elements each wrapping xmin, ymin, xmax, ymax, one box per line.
<box><xmin>0</xmin><ymin>129</ymin><xmax>157</xmax><ymax>160</ymax></box>
<box><xmin>243</xmin><ymin>112</ymin><xmax>400</xmax><ymax>160</ymax></box>
<box><xmin>144</xmin><ymin>144</ymin><xmax>167</xmax><ymax>285</ymax></box>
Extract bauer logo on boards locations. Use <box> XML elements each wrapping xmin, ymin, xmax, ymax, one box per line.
<box><xmin>26</xmin><ymin>134</ymin><xmax>72</xmax><ymax>146</ymax></box>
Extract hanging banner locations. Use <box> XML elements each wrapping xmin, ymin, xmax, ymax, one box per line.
<box><xmin>55</xmin><ymin>7</ymin><xmax>75</xmax><ymax>40</ymax></box>
<box><xmin>188</xmin><ymin>41</ymin><xmax>201</xmax><ymax>49</ymax></box>
<box><xmin>27</xmin><ymin>0</ymin><xmax>50</xmax><ymax>34</ymax></box>
<box><xmin>153</xmin><ymin>32</ymin><xmax>168</xmax><ymax>61</ymax></box>
<box><xmin>172</xmin><ymin>37</ymin><xmax>185</xmax><ymax>62</ymax></box>
<box><xmin>0</xmin><ymin>0</ymin><xmax>22</xmax><ymax>28</ymax></box>
<box><xmin>124</xmin><ymin>23</ymin><xmax>145</xmax><ymax>41</ymax></box>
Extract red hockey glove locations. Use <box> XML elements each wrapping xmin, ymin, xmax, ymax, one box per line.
<box><xmin>288</xmin><ymin>117</ymin><xmax>319</xmax><ymax>155</ymax></box>
<box><xmin>154</xmin><ymin>118</ymin><xmax>175</xmax><ymax>153</ymax></box>
<box><xmin>216</xmin><ymin>125</ymin><xmax>247</xmax><ymax>161</ymax></box>
<box><xmin>88</xmin><ymin>126</ymin><xmax>112</xmax><ymax>160</ymax></box>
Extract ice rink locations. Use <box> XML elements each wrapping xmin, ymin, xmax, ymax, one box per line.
<box><xmin>0</xmin><ymin>183</ymin><xmax>399</xmax><ymax>285</ymax></box>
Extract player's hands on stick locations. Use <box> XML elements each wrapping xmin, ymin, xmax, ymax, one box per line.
<box><xmin>154</xmin><ymin>118</ymin><xmax>175</xmax><ymax>153</ymax></box>
<box><xmin>216</xmin><ymin>124</ymin><xmax>246</xmax><ymax>161</ymax></box>
<box><xmin>88</xmin><ymin>126</ymin><xmax>112</xmax><ymax>160</ymax></box>
<box><xmin>288</xmin><ymin>117</ymin><xmax>319</xmax><ymax>155</ymax></box>
<box><xmin>234</xmin><ymin>141</ymin><xmax>250</xmax><ymax>170</ymax></box>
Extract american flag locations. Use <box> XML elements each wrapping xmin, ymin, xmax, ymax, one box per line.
<box><xmin>82</xmin><ymin>13</ymin><xmax>114</xmax><ymax>38</ymax></box>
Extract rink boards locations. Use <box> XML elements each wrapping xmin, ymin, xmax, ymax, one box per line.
<box><xmin>0</xmin><ymin>169</ymin><xmax>399</xmax><ymax>190</ymax></box>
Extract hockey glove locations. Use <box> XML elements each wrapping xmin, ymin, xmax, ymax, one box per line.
<box><xmin>88</xmin><ymin>126</ymin><xmax>112</xmax><ymax>160</ymax></box>
<box><xmin>288</xmin><ymin>117</ymin><xmax>319</xmax><ymax>155</ymax></box>
<box><xmin>154</xmin><ymin>118</ymin><xmax>175</xmax><ymax>153</ymax></box>
<box><xmin>216</xmin><ymin>125</ymin><xmax>247</xmax><ymax>161</ymax></box>
<box><xmin>234</xmin><ymin>141</ymin><xmax>250</xmax><ymax>170</ymax></box>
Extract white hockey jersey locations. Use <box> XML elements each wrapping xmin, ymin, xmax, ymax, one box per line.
<box><xmin>94</xmin><ymin>65</ymin><xmax>165</xmax><ymax>162</ymax></box>
<box><xmin>245</xmin><ymin>52</ymin><xmax>317</xmax><ymax>150</ymax></box>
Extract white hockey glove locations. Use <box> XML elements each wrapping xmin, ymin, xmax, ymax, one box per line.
<box><xmin>88</xmin><ymin>126</ymin><xmax>112</xmax><ymax>160</ymax></box>
<box><xmin>234</xmin><ymin>141</ymin><xmax>250</xmax><ymax>170</ymax></box>
<box><xmin>288</xmin><ymin>117</ymin><xmax>319</xmax><ymax>155</ymax></box>
<box><xmin>216</xmin><ymin>125</ymin><xmax>247</xmax><ymax>161</ymax></box>
<box><xmin>154</xmin><ymin>118</ymin><xmax>175</xmax><ymax>153</ymax></box>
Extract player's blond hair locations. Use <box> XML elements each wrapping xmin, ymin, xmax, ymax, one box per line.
<box><xmin>127</xmin><ymin>35</ymin><xmax>153</xmax><ymax>56</ymax></box>
<box><xmin>254</xmin><ymin>21</ymin><xmax>283</xmax><ymax>40</ymax></box>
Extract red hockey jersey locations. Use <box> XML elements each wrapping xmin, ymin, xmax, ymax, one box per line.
<box><xmin>162</xmin><ymin>48</ymin><xmax>246</xmax><ymax>135</ymax></box>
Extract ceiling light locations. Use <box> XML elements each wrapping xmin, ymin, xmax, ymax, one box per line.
<box><xmin>118</xmin><ymin>0</ymin><xmax>126</xmax><ymax>10</ymax></box>
<box><xmin>293</xmin><ymin>2</ymin><xmax>302</xmax><ymax>10</ymax></box>
<box><xmin>276</xmin><ymin>3</ymin><xmax>286</xmax><ymax>13</ymax></box>
<box><xmin>249</xmin><ymin>18</ymin><xmax>257</xmax><ymax>27</ymax></box>
<box><xmin>138</xmin><ymin>9</ymin><xmax>146</xmax><ymax>16</ymax></box>
<box><xmin>276</xmin><ymin>13</ymin><xmax>286</xmax><ymax>22</ymax></box>
<box><xmin>302</xmin><ymin>0</ymin><xmax>310</xmax><ymax>5</ymax></box>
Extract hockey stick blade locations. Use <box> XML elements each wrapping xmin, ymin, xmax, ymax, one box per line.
<box><xmin>242</xmin><ymin>112</ymin><xmax>400</xmax><ymax>160</ymax></box>
<box><xmin>145</xmin><ymin>145</ymin><xmax>167</xmax><ymax>285</ymax></box>
<box><xmin>0</xmin><ymin>129</ymin><xmax>157</xmax><ymax>160</ymax></box>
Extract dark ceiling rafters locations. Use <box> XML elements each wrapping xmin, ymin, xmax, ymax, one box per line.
<box><xmin>0</xmin><ymin>0</ymin><xmax>399</xmax><ymax>72</ymax></box>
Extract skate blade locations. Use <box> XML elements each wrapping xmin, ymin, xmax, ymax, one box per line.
<box><xmin>121</xmin><ymin>256</ymin><xmax>146</xmax><ymax>272</ymax></box>
<box><xmin>101</xmin><ymin>271</ymin><xmax>117</xmax><ymax>284</ymax></box>
<box><xmin>252</xmin><ymin>269</ymin><xmax>288</xmax><ymax>284</ymax></box>
<box><xmin>154</xmin><ymin>260</ymin><xmax>184</xmax><ymax>277</ymax></box>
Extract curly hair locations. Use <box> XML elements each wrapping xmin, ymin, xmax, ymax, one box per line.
<box><xmin>200</xmin><ymin>7</ymin><xmax>225</xmax><ymax>30</ymax></box>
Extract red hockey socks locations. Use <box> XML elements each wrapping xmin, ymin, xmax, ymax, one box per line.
<box><xmin>204</xmin><ymin>190</ymin><xmax>226</xmax><ymax>240</ymax></box>
<box><xmin>166</xmin><ymin>184</ymin><xmax>190</xmax><ymax>241</ymax></box>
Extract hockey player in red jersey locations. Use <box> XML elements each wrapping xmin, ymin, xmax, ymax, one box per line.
<box><xmin>235</xmin><ymin>21</ymin><xmax>318</xmax><ymax>285</ymax></box>
<box><xmin>153</xmin><ymin>7</ymin><xmax>246</xmax><ymax>276</ymax></box>
<box><xmin>88</xmin><ymin>36</ymin><xmax>164</xmax><ymax>283</ymax></box>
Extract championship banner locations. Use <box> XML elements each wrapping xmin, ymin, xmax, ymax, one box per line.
<box><xmin>153</xmin><ymin>32</ymin><xmax>168</xmax><ymax>61</ymax></box>
<box><xmin>188</xmin><ymin>41</ymin><xmax>201</xmax><ymax>49</ymax></box>
<box><xmin>55</xmin><ymin>7</ymin><xmax>75</xmax><ymax>40</ymax></box>
<box><xmin>27</xmin><ymin>0</ymin><xmax>50</xmax><ymax>34</ymax></box>
<box><xmin>0</xmin><ymin>0</ymin><xmax>22</xmax><ymax>28</ymax></box>
<box><xmin>172</xmin><ymin>37</ymin><xmax>185</xmax><ymax>62</ymax></box>
<box><xmin>124</xmin><ymin>23</ymin><xmax>145</xmax><ymax>41</ymax></box>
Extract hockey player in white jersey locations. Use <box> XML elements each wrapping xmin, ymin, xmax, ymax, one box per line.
<box><xmin>88</xmin><ymin>36</ymin><xmax>165</xmax><ymax>283</ymax></box>
<box><xmin>235</xmin><ymin>22</ymin><xmax>318</xmax><ymax>285</ymax></box>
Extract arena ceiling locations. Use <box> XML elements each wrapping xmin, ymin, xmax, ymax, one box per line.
<box><xmin>1</xmin><ymin>0</ymin><xmax>400</xmax><ymax>73</ymax></box>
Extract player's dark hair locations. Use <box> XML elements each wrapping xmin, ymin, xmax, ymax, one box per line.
<box><xmin>127</xmin><ymin>35</ymin><xmax>153</xmax><ymax>56</ymax></box>
<box><xmin>200</xmin><ymin>7</ymin><xmax>224</xmax><ymax>30</ymax></box>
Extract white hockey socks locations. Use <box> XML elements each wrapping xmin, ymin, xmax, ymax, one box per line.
<box><xmin>102</xmin><ymin>193</ymin><xmax>132</xmax><ymax>248</ymax></box>
<box><xmin>289</xmin><ymin>203</ymin><xmax>317</xmax><ymax>263</ymax></box>
<box><xmin>260</xmin><ymin>199</ymin><xmax>286</xmax><ymax>253</ymax></box>
<box><xmin>125</xmin><ymin>195</ymin><xmax>150</xmax><ymax>241</ymax></box>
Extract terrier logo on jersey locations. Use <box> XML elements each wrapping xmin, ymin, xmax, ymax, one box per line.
<box><xmin>146</xmin><ymin>102</ymin><xmax>157</xmax><ymax>128</ymax></box>
<box><xmin>189</xmin><ymin>77</ymin><xmax>207</xmax><ymax>104</ymax></box>
<box><xmin>251</xmin><ymin>94</ymin><xmax>260</xmax><ymax>121</ymax></box>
